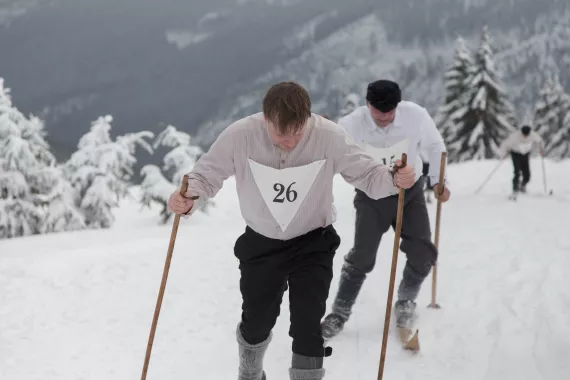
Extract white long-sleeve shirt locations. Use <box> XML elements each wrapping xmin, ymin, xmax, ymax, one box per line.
<box><xmin>500</xmin><ymin>130</ymin><xmax>544</xmax><ymax>156</ymax></box>
<box><xmin>337</xmin><ymin>102</ymin><xmax>447</xmax><ymax>198</ymax></box>
<box><xmin>184</xmin><ymin>113</ymin><xmax>399</xmax><ymax>240</ymax></box>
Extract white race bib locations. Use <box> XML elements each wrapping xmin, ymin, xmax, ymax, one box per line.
<box><xmin>248</xmin><ymin>159</ymin><xmax>326</xmax><ymax>232</ymax></box>
<box><xmin>365</xmin><ymin>139</ymin><xmax>410</xmax><ymax>170</ymax></box>
<box><xmin>518</xmin><ymin>141</ymin><xmax>533</xmax><ymax>153</ymax></box>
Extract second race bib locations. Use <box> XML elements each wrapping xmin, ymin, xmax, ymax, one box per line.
<box><xmin>365</xmin><ymin>139</ymin><xmax>410</xmax><ymax>170</ymax></box>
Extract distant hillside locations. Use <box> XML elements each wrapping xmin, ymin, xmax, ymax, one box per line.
<box><xmin>194</xmin><ymin>1</ymin><xmax>570</xmax><ymax>146</ymax></box>
<box><xmin>0</xmin><ymin>0</ymin><xmax>568</xmax><ymax>156</ymax></box>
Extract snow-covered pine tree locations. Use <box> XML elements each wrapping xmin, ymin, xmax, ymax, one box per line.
<box><xmin>20</xmin><ymin>107</ymin><xmax>85</xmax><ymax>234</ymax></box>
<box><xmin>434</xmin><ymin>37</ymin><xmax>475</xmax><ymax>152</ymax></box>
<box><xmin>533</xmin><ymin>73</ymin><xmax>570</xmax><ymax>158</ymax></box>
<box><xmin>139</xmin><ymin>124</ymin><xmax>212</xmax><ymax>223</ymax></box>
<box><xmin>139</xmin><ymin>165</ymin><xmax>176</xmax><ymax>224</ymax></box>
<box><xmin>65</xmin><ymin>116</ymin><xmax>119</xmax><ymax>229</ymax></box>
<box><xmin>35</xmin><ymin>166</ymin><xmax>86</xmax><ymax>234</ymax></box>
<box><xmin>1</xmin><ymin>80</ymin><xmax>42</xmax><ymax>238</ymax></box>
<box><xmin>447</xmin><ymin>26</ymin><xmax>516</xmax><ymax>162</ymax></box>
<box><xmin>549</xmin><ymin>111</ymin><xmax>570</xmax><ymax>159</ymax></box>
<box><xmin>0</xmin><ymin>78</ymin><xmax>84</xmax><ymax>238</ymax></box>
<box><xmin>154</xmin><ymin>125</ymin><xmax>202</xmax><ymax>187</ymax></box>
<box><xmin>65</xmin><ymin>115</ymin><xmax>153</xmax><ymax>228</ymax></box>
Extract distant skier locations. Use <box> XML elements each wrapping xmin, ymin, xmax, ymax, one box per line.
<box><xmin>167</xmin><ymin>81</ymin><xmax>416</xmax><ymax>380</ymax></box>
<box><xmin>321</xmin><ymin>79</ymin><xmax>450</xmax><ymax>339</ymax></box>
<box><xmin>500</xmin><ymin>125</ymin><xmax>545</xmax><ymax>196</ymax></box>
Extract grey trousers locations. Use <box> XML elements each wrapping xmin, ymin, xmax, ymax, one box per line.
<box><xmin>331</xmin><ymin>179</ymin><xmax>438</xmax><ymax>320</ymax></box>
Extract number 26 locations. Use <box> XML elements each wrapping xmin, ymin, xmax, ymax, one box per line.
<box><xmin>273</xmin><ymin>182</ymin><xmax>298</xmax><ymax>203</ymax></box>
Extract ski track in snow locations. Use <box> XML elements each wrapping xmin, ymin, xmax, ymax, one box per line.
<box><xmin>1</xmin><ymin>158</ymin><xmax>570</xmax><ymax>380</ymax></box>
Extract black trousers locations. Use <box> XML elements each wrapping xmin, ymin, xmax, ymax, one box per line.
<box><xmin>345</xmin><ymin>179</ymin><xmax>437</xmax><ymax>277</ymax></box>
<box><xmin>511</xmin><ymin>152</ymin><xmax>530</xmax><ymax>191</ymax></box>
<box><xmin>234</xmin><ymin>225</ymin><xmax>341</xmax><ymax>357</ymax></box>
<box><xmin>421</xmin><ymin>162</ymin><xmax>431</xmax><ymax>189</ymax></box>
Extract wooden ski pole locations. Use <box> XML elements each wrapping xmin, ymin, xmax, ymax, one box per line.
<box><xmin>428</xmin><ymin>152</ymin><xmax>447</xmax><ymax>309</ymax></box>
<box><xmin>141</xmin><ymin>175</ymin><xmax>190</xmax><ymax>380</ymax></box>
<box><xmin>474</xmin><ymin>158</ymin><xmax>505</xmax><ymax>194</ymax></box>
<box><xmin>377</xmin><ymin>153</ymin><xmax>408</xmax><ymax>380</ymax></box>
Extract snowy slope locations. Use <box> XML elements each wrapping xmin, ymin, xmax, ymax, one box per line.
<box><xmin>1</xmin><ymin>158</ymin><xmax>570</xmax><ymax>380</ymax></box>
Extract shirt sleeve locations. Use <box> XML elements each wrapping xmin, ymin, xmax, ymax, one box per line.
<box><xmin>418</xmin><ymin>109</ymin><xmax>448</xmax><ymax>187</ymax></box>
<box><xmin>499</xmin><ymin>132</ymin><xmax>516</xmax><ymax>157</ymax></box>
<box><xmin>184</xmin><ymin>126</ymin><xmax>236</xmax><ymax>199</ymax></box>
<box><xmin>332</xmin><ymin>129</ymin><xmax>396</xmax><ymax>200</ymax></box>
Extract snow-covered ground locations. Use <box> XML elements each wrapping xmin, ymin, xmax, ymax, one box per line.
<box><xmin>1</xmin><ymin>157</ymin><xmax>569</xmax><ymax>380</ymax></box>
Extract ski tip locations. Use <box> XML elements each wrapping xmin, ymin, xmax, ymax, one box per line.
<box><xmin>398</xmin><ymin>328</ymin><xmax>420</xmax><ymax>353</ymax></box>
<box><xmin>405</xmin><ymin>329</ymin><xmax>420</xmax><ymax>353</ymax></box>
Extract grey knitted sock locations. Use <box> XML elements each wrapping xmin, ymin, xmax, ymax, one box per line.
<box><xmin>289</xmin><ymin>368</ymin><xmax>325</xmax><ymax>379</ymax></box>
<box><xmin>397</xmin><ymin>264</ymin><xmax>426</xmax><ymax>302</ymax></box>
<box><xmin>289</xmin><ymin>354</ymin><xmax>325</xmax><ymax>380</ymax></box>
<box><xmin>236</xmin><ymin>324</ymin><xmax>271</xmax><ymax>380</ymax></box>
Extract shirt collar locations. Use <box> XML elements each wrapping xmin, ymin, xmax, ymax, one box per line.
<box><xmin>393</xmin><ymin>105</ymin><xmax>403</xmax><ymax>127</ymax></box>
<box><xmin>364</xmin><ymin>105</ymin><xmax>403</xmax><ymax>132</ymax></box>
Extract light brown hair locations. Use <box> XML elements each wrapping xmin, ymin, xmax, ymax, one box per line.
<box><xmin>262</xmin><ymin>82</ymin><xmax>311</xmax><ymax>135</ymax></box>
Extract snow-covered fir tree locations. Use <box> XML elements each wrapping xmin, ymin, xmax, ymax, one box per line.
<box><xmin>533</xmin><ymin>72</ymin><xmax>570</xmax><ymax>158</ymax></box>
<box><xmin>34</xmin><ymin>166</ymin><xmax>85</xmax><ymax>234</ymax></box>
<box><xmin>549</xmin><ymin>111</ymin><xmax>570</xmax><ymax>159</ymax></box>
<box><xmin>65</xmin><ymin>115</ymin><xmax>153</xmax><ymax>228</ymax></box>
<box><xmin>140</xmin><ymin>125</ymin><xmax>212</xmax><ymax>223</ymax></box>
<box><xmin>154</xmin><ymin>125</ymin><xmax>202</xmax><ymax>187</ymax></box>
<box><xmin>139</xmin><ymin>165</ymin><xmax>176</xmax><ymax>224</ymax></box>
<box><xmin>447</xmin><ymin>26</ymin><xmax>516</xmax><ymax>162</ymax></box>
<box><xmin>435</xmin><ymin>37</ymin><xmax>475</xmax><ymax>152</ymax></box>
<box><xmin>0</xmin><ymin>78</ymin><xmax>84</xmax><ymax>239</ymax></box>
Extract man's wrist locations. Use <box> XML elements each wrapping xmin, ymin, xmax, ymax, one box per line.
<box><xmin>431</xmin><ymin>180</ymin><xmax>449</xmax><ymax>190</ymax></box>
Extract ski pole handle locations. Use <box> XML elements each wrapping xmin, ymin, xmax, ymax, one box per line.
<box><xmin>398</xmin><ymin>153</ymin><xmax>408</xmax><ymax>169</ymax></box>
<box><xmin>180</xmin><ymin>175</ymin><xmax>200</xmax><ymax>201</ymax></box>
<box><xmin>390</xmin><ymin>153</ymin><xmax>408</xmax><ymax>181</ymax></box>
<box><xmin>390</xmin><ymin>153</ymin><xmax>407</xmax><ymax>188</ymax></box>
<box><xmin>180</xmin><ymin>175</ymin><xmax>189</xmax><ymax>195</ymax></box>
<box><xmin>436</xmin><ymin>152</ymin><xmax>447</xmax><ymax>195</ymax></box>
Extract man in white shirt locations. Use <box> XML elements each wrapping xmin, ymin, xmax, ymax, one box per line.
<box><xmin>167</xmin><ymin>82</ymin><xmax>415</xmax><ymax>380</ymax></box>
<box><xmin>321</xmin><ymin>79</ymin><xmax>450</xmax><ymax>339</ymax></box>
<box><xmin>500</xmin><ymin>125</ymin><xmax>545</xmax><ymax>195</ymax></box>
